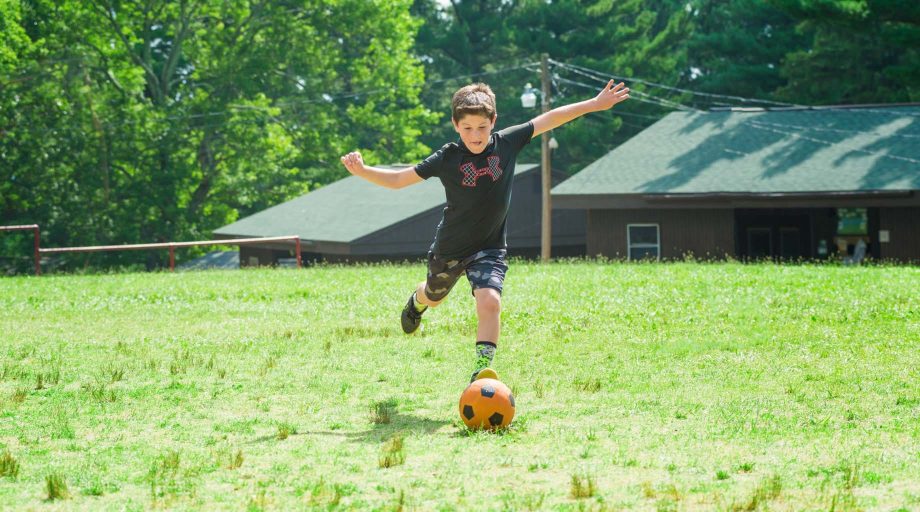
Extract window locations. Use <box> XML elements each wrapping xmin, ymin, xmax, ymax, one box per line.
<box><xmin>836</xmin><ymin>208</ymin><xmax>867</xmax><ymax>235</ymax></box>
<box><xmin>627</xmin><ymin>224</ymin><xmax>660</xmax><ymax>261</ymax></box>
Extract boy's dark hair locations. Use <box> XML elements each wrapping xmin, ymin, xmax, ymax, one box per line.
<box><xmin>451</xmin><ymin>83</ymin><xmax>497</xmax><ymax>122</ymax></box>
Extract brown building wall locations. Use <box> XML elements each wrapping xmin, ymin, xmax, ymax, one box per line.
<box><xmin>587</xmin><ymin>206</ymin><xmax>919</xmax><ymax>262</ymax></box>
<box><xmin>879</xmin><ymin>207</ymin><xmax>920</xmax><ymax>262</ymax></box>
<box><xmin>587</xmin><ymin>209</ymin><xmax>734</xmax><ymax>260</ymax></box>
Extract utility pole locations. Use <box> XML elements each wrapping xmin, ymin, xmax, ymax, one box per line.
<box><xmin>540</xmin><ymin>53</ymin><xmax>552</xmax><ymax>263</ymax></box>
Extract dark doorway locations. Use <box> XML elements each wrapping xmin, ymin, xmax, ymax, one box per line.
<box><xmin>779</xmin><ymin>228</ymin><xmax>801</xmax><ymax>259</ymax></box>
<box><xmin>735</xmin><ymin>209</ymin><xmax>812</xmax><ymax>261</ymax></box>
<box><xmin>746</xmin><ymin>228</ymin><xmax>772</xmax><ymax>258</ymax></box>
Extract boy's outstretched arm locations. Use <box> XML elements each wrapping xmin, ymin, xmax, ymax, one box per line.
<box><xmin>340</xmin><ymin>151</ymin><xmax>423</xmax><ymax>189</ymax></box>
<box><xmin>530</xmin><ymin>79</ymin><xmax>629</xmax><ymax>138</ymax></box>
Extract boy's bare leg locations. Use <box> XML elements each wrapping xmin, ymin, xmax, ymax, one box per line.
<box><xmin>469</xmin><ymin>287</ymin><xmax>501</xmax><ymax>382</ymax></box>
<box><xmin>473</xmin><ymin>287</ymin><xmax>501</xmax><ymax>342</ymax></box>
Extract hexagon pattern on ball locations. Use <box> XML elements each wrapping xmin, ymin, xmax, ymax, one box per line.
<box><xmin>457</xmin><ymin>378</ymin><xmax>515</xmax><ymax>431</ymax></box>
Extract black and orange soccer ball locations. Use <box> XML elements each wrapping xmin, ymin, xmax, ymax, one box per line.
<box><xmin>458</xmin><ymin>378</ymin><xmax>515</xmax><ymax>430</ymax></box>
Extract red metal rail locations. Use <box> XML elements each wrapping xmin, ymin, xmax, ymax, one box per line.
<box><xmin>0</xmin><ymin>224</ymin><xmax>41</xmax><ymax>275</ymax></box>
<box><xmin>36</xmin><ymin>235</ymin><xmax>302</xmax><ymax>274</ymax></box>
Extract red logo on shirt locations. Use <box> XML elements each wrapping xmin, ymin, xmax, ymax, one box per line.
<box><xmin>460</xmin><ymin>156</ymin><xmax>502</xmax><ymax>187</ymax></box>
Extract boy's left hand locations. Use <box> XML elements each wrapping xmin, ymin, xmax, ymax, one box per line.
<box><xmin>592</xmin><ymin>80</ymin><xmax>629</xmax><ymax>111</ymax></box>
<box><xmin>341</xmin><ymin>151</ymin><xmax>366</xmax><ymax>175</ymax></box>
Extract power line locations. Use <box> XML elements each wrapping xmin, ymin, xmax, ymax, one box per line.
<box><xmin>11</xmin><ymin>52</ymin><xmax>918</xmax><ymax>147</ymax></box>
<box><xmin>5</xmin><ymin>59</ymin><xmax>539</xmax><ymax>131</ymax></box>
<box><xmin>552</xmin><ymin>66</ymin><xmax>699</xmax><ymax>111</ymax></box>
<box><xmin>550</xmin><ymin>59</ymin><xmax>801</xmax><ymax>108</ymax></box>
<box><xmin>554</xmin><ymin>75</ymin><xmax>693</xmax><ymax>112</ymax></box>
<box><xmin>536</xmin><ymin>58</ymin><xmax>920</xmax><ymax>123</ymax></box>
<box><xmin>538</xmin><ymin>69</ymin><xmax>672</xmax><ymax>120</ymax></box>
<box><xmin>631</xmin><ymin>90</ymin><xmax>697</xmax><ymax>111</ymax></box>
<box><xmin>555</xmin><ymin>67</ymin><xmax>920</xmax><ymax>142</ymax></box>
<box><xmin>552</xmin><ymin>59</ymin><xmax>920</xmax><ymax>122</ymax></box>
<box><xmin>90</xmin><ymin>63</ymin><xmax>540</xmax><ymax>130</ymax></box>
<box><xmin>268</xmin><ymin>63</ymin><xmax>540</xmax><ymax>110</ymax></box>
<box><xmin>551</xmin><ymin>61</ymin><xmax>920</xmax><ymax>165</ymax></box>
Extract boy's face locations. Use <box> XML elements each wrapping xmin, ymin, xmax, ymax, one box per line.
<box><xmin>452</xmin><ymin>114</ymin><xmax>496</xmax><ymax>154</ymax></box>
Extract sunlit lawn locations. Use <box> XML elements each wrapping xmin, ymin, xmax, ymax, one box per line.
<box><xmin>1</xmin><ymin>261</ymin><xmax>918</xmax><ymax>510</ymax></box>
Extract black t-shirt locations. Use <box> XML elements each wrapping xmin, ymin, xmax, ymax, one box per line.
<box><xmin>415</xmin><ymin>122</ymin><xmax>535</xmax><ymax>259</ymax></box>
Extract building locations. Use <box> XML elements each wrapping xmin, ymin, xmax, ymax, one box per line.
<box><xmin>552</xmin><ymin>106</ymin><xmax>920</xmax><ymax>262</ymax></box>
<box><xmin>177</xmin><ymin>251</ymin><xmax>239</xmax><ymax>271</ymax></box>
<box><xmin>214</xmin><ymin>164</ymin><xmax>585</xmax><ymax>265</ymax></box>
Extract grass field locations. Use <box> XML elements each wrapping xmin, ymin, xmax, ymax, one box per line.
<box><xmin>1</xmin><ymin>261</ymin><xmax>919</xmax><ymax>511</ymax></box>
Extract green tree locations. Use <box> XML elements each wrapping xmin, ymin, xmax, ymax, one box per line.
<box><xmin>771</xmin><ymin>0</ymin><xmax>920</xmax><ymax>104</ymax></box>
<box><xmin>412</xmin><ymin>0</ymin><xmax>692</xmax><ymax>174</ymax></box>
<box><xmin>1</xmin><ymin>0</ymin><xmax>436</xmax><ymax>271</ymax></box>
<box><xmin>414</xmin><ymin>0</ymin><xmax>518</xmax><ymax>76</ymax></box>
<box><xmin>508</xmin><ymin>0</ymin><xmax>692</xmax><ymax>172</ymax></box>
<box><xmin>410</xmin><ymin>0</ymin><xmax>527</xmax><ymax>154</ymax></box>
<box><xmin>0</xmin><ymin>0</ymin><xmax>37</xmax><ymax>270</ymax></box>
<box><xmin>686</xmin><ymin>0</ymin><xmax>806</xmax><ymax>104</ymax></box>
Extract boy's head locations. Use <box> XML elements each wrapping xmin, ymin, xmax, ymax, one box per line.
<box><xmin>451</xmin><ymin>83</ymin><xmax>497</xmax><ymax>154</ymax></box>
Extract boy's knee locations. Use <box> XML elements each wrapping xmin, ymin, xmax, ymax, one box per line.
<box><xmin>475</xmin><ymin>288</ymin><xmax>501</xmax><ymax>315</ymax></box>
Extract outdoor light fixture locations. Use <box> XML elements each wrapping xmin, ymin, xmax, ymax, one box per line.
<box><xmin>520</xmin><ymin>83</ymin><xmax>538</xmax><ymax>109</ymax></box>
<box><xmin>549</xmin><ymin>137</ymin><xmax>559</xmax><ymax>150</ymax></box>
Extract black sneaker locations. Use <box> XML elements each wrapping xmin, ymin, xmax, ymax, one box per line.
<box><xmin>400</xmin><ymin>294</ymin><xmax>425</xmax><ymax>334</ymax></box>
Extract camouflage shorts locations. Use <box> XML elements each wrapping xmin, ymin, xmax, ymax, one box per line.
<box><xmin>424</xmin><ymin>249</ymin><xmax>508</xmax><ymax>302</ymax></box>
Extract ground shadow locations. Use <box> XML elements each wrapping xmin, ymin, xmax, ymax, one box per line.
<box><xmin>344</xmin><ymin>412</ymin><xmax>453</xmax><ymax>443</ymax></box>
<box><xmin>249</xmin><ymin>412</ymin><xmax>453</xmax><ymax>445</ymax></box>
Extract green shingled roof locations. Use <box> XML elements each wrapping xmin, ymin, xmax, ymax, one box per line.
<box><xmin>214</xmin><ymin>164</ymin><xmax>539</xmax><ymax>242</ymax></box>
<box><xmin>553</xmin><ymin>106</ymin><xmax>920</xmax><ymax>197</ymax></box>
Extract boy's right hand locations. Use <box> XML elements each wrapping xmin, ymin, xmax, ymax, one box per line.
<box><xmin>340</xmin><ymin>151</ymin><xmax>365</xmax><ymax>175</ymax></box>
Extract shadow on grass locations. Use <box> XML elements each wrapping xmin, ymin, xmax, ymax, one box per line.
<box><xmin>345</xmin><ymin>412</ymin><xmax>452</xmax><ymax>443</ymax></box>
<box><xmin>249</xmin><ymin>412</ymin><xmax>452</xmax><ymax>445</ymax></box>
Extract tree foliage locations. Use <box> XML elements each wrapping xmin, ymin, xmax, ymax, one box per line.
<box><xmin>686</xmin><ymin>0</ymin><xmax>806</xmax><ymax>102</ymax></box>
<box><xmin>1</xmin><ymin>0</ymin><xmax>435</xmax><ymax>270</ymax></box>
<box><xmin>2</xmin><ymin>0</ymin><xmax>917</xmax><ymax>273</ymax></box>
<box><xmin>412</xmin><ymin>0</ymin><xmax>692</xmax><ymax>173</ymax></box>
<box><xmin>411</xmin><ymin>0</ymin><xmax>917</xmax><ymax>172</ymax></box>
<box><xmin>770</xmin><ymin>0</ymin><xmax>920</xmax><ymax>104</ymax></box>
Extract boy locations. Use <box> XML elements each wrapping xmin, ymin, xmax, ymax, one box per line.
<box><xmin>341</xmin><ymin>79</ymin><xmax>629</xmax><ymax>383</ymax></box>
